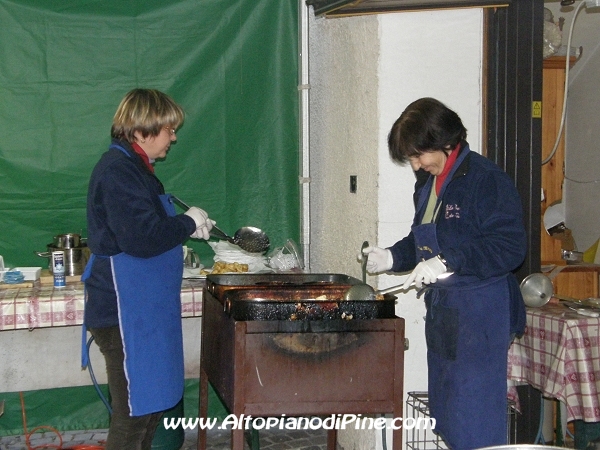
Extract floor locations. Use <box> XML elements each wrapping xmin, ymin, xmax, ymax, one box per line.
<box><xmin>0</xmin><ymin>425</ymin><xmax>330</xmax><ymax>450</ymax></box>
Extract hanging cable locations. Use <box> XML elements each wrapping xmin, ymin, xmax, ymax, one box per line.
<box><xmin>542</xmin><ymin>0</ymin><xmax>587</xmax><ymax>166</ymax></box>
<box><xmin>86</xmin><ymin>335</ymin><xmax>112</xmax><ymax>415</ymax></box>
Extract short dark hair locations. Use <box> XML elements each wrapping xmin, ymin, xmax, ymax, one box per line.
<box><xmin>387</xmin><ymin>97</ymin><xmax>467</xmax><ymax>164</ymax></box>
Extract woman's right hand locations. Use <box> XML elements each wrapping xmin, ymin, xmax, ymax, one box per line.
<box><xmin>184</xmin><ymin>207</ymin><xmax>215</xmax><ymax>240</ymax></box>
<box><xmin>362</xmin><ymin>246</ymin><xmax>393</xmax><ymax>273</ymax></box>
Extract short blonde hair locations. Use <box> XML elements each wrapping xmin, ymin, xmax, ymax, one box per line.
<box><xmin>111</xmin><ymin>89</ymin><xmax>184</xmax><ymax>143</ymax></box>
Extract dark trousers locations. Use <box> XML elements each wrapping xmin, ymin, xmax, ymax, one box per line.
<box><xmin>90</xmin><ymin>326</ymin><xmax>163</xmax><ymax>450</ymax></box>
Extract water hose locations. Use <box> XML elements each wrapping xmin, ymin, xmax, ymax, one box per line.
<box><xmin>85</xmin><ymin>335</ymin><xmax>112</xmax><ymax>415</ymax></box>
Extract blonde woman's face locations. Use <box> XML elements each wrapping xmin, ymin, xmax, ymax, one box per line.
<box><xmin>135</xmin><ymin>126</ymin><xmax>177</xmax><ymax>160</ymax></box>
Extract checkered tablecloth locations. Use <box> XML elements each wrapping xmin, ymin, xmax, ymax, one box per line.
<box><xmin>0</xmin><ymin>279</ymin><xmax>204</xmax><ymax>331</ymax></box>
<box><xmin>507</xmin><ymin>302</ymin><xmax>600</xmax><ymax>422</ymax></box>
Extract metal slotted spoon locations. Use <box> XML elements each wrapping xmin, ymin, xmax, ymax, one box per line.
<box><xmin>171</xmin><ymin>196</ymin><xmax>270</xmax><ymax>253</ymax></box>
<box><xmin>210</xmin><ymin>224</ymin><xmax>270</xmax><ymax>254</ymax></box>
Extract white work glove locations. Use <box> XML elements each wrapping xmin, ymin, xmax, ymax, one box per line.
<box><xmin>184</xmin><ymin>207</ymin><xmax>215</xmax><ymax>240</ymax></box>
<box><xmin>361</xmin><ymin>246</ymin><xmax>393</xmax><ymax>273</ymax></box>
<box><xmin>402</xmin><ymin>256</ymin><xmax>447</xmax><ymax>290</ymax></box>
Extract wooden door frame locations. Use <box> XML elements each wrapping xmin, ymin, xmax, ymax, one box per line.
<box><xmin>484</xmin><ymin>0</ymin><xmax>544</xmax><ymax>280</ymax></box>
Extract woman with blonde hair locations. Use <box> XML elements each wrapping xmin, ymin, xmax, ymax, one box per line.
<box><xmin>82</xmin><ymin>88</ymin><xmax>213</xmax><ymax>449</ymax></box>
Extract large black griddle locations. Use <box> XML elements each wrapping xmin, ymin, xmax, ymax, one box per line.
<box><xmin>206</xmin><ymin>273</ymin><xmax>397</xmax><ymax>321</ymax></box>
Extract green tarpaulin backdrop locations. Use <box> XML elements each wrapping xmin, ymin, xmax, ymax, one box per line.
<box><xmin>0</xmin><ymin>0</ymin><xmax>300</xmax><ymax>269</ymax></box>
<box><xmin>0</xmin><ymin>379</ymin><xmax>227</xmax><ymax>436</ymax></box>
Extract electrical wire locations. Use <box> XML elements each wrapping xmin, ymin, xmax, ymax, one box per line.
<box><xmin>564</xmin><ymin>173</ymin><xmax>600</xmax><ymax>184</ymax></box>
<box><xmin>542</xmin><ymin>0</ymin><xmax>587</xmax><ymax>166</ymax></box>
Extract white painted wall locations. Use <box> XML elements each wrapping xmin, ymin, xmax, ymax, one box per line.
<box><xmin>308</xmin><ymin>6</ymin><xmax>483</xmax><ymax>449</ymax></box>
<box><xmin>545</xmin><ymin>1</ymin><xmax>600</xmax><ymax>253</ymax></box>
<box><xmin>0</xmin><ymin>317</ymin><xmax>202</xmax><ymax>392</ymax></box>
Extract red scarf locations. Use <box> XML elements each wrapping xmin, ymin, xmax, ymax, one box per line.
<box><xmin>132</xmin><ymin>142</ymin><xmax>154</xmax><ymax>173</ymax></box>
<box><xmin>435</xmin><ymin>143</ymin><xmax>460</xmax><ymax>195</ymax></box>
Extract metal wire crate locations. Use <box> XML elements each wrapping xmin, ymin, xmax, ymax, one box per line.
<box><xmin>406</xmin><ymin>391</ymin><xmax>518</xmax><ymax>450</ymax></box>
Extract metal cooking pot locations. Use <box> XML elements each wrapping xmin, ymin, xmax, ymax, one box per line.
<box><xmin>53</xmin><ymin>233</ymin><xmax>85</xmax><ymax>249</ymax></box>
<box><xmin>35</xmin><ymin>244</ymin><xmax>91</xmax><ymax>276</ymax></box>
<box><xmin>478</xmin><ymin>446</ymin><xmax>568</xmax><ymax>450</ymax></box>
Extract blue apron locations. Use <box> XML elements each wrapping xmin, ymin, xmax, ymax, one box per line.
<box><xmin>82</xmin><ymin>144</ymin><xmax>184</xmax><ymax>417</ymax></box>
<box><xmin>414</xmin><ymin>150</ymin><xmax>510</xmax><ymax>450</ymax></box>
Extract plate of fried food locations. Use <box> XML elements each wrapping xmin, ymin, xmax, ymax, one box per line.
<box><xmin>205</xmin><ymin>241</ymin><xmax>271</xmax><ymax>275</ymax></box>
<box><xmin>201</xmin><ymin>261</ymin><xmax>250</xmax><ymax>276</ymax></box>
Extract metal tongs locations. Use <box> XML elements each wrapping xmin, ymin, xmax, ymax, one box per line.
<box><xmin>344</xmin><ymin>271</ymin><xmax>454</xmax><ymax>301</ymax></box>
<box><xmin>171</xmin><ymin>195</ymin><xmax>270</xmax><ymax>253</ymax></box>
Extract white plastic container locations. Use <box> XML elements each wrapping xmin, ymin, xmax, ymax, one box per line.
<box><xmin>13</xmin><ymin>267</ymin><xmax>42</xmax><ymax>281</ymax></box>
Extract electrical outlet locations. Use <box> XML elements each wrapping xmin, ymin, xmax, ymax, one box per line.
<box><xmin>350</xmin><ymin>175</ymin><xmax>357</xmax><ymax>193</ymax></box>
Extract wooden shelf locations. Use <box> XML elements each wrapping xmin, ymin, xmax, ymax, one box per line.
<box><xmin>543</xmin><ymin>55</ymin><xmax>579</xmax><ymax>70</ymax></box>
<box><xmin>542</xmin><ymin>263</ymin><xmax>600</xmax><ymax>299</ymax></box>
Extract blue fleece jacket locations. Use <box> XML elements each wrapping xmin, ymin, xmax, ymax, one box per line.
<box><xmin>388</xmin><ymin>142</ymin><xmax>527</xmax><ymax>335</ymax></box>
<box><xmin>84</xmin><ymin>139</ymin><xmax>196</xmax><ymax>328</ymax></box>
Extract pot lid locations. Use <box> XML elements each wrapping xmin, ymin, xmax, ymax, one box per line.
<box><xmin>520</xmin><ymin>273</ymin><xmax>553</xmax><ymax>307</ymax></box>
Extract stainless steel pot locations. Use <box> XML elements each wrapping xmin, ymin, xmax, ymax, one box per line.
<box><xmin>36</xmin><ymin>244</ymin><xmax>91</xmax><ymax>276</ymax></box>
<box><xmin>53</xmin><ymin>233</ymin><xmax>85</xmax><ymax>249</ymax></box>
<box><xmin>478</xmin><ymin>446</ymin><xmax>568</xmax><ymax>450</ymax></box>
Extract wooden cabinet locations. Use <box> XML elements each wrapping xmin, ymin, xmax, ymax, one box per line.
<box><xmin>541</xmin><ymin>56</ymin><xmax>599</xmax><ymax>300</ymax></box>
<box><xmin>541</xmin><ymin>56</ymin><xmax>575</xmax><ymax>263</ymax></box>
<box><xmin>546</xmin><ymin>265</ymin><xmax>600</xmax><ymax>300</ymax></box>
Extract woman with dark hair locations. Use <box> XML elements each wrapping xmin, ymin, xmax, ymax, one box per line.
<box><xmin>83</xmin><ymin>89</ymin><xmax>214</xmax><ymax>449</ymax></box>
<box><xmin>364</xmin><ymin>97</ymin><xmax>527</xmax><ymax>450</ymax></box>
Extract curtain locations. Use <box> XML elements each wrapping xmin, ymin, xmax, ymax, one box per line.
<box><xmin>0</xmin><ymin>0</ymin><xmax>299</xmax><ymax>268</ymax></box>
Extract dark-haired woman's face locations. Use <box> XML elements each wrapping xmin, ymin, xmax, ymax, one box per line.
<box><xmin>408</xmin><ymin>150</ymin><xmax>448</xmax><ymax>176</ymax></box>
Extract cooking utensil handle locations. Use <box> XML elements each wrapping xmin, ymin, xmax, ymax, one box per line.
<box><xmin>377</xmin><ymin>283</ymin><xmax>412</xmax><ymax>295</ymax></box>
<box><xmin>210</xmin><ymin>225</ymin><xmax>230</xmax><ymax>241</ymax></box>
<box><xmin>567</xmin><ymin>306</ymin><xmax>600</xmax><ymax>317</ymax></box>
<box><xmin>172</xmin><ymin>195</ymin><xmax>231</xmax><ymax>242</ymax></box>
<box><xmin>376</xmin><ymin>271</ymin><xmax>455</xmax><ymax>295</ymax></box>
<box><xmin>171</xmin><ymin>195</ymin><xmax>191</xmax><ymax>211</ymax></box>
<box><xmin>557</xmin><ymin>295</ymin><xmax>581</xmax><ymax>303</ymax></box>
<box><xmin>361</xmin><ymin>241</ymin><xmax>369</xmax><ymax>284</ymax></box>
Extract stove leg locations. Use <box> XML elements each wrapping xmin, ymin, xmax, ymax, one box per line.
<box><xmin>327</xmin><ymin>429</ymin><xmax>337</xmax><ymax>450</ymax></box>
<box><xmin>231</xmin><ymin>428</ymin><xmax>245</xmax><ymax>450</ymax></box>
<box><xmin>197</xmin><ymin>367</ymin><xmax>209</xmax><ymax>450</ymax></box>
<box><xmin>393</xmin><ymin>427</ymin><xmax>401</xmax><ymax>450</ymax></box>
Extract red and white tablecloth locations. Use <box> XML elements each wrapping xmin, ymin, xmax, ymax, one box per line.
<box><xmin>0</xmin><ymin>279</ymin><xmax>204</xmax><ymax>331</ymax></box>
<box><xmin>507</xmin><ymin>302</ymin><xmax>600</xmax><ymax>422</ymax></box>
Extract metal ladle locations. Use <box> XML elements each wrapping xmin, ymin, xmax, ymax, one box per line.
<box><xmin>344</xmin><ymin>272</ymin><xmax>454</xmax><ymax>301</ymax></box>
<box><xmin>171</xmin><ymin>196</ymin><xmax>270</xmax><ymax>253</ymax></box>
